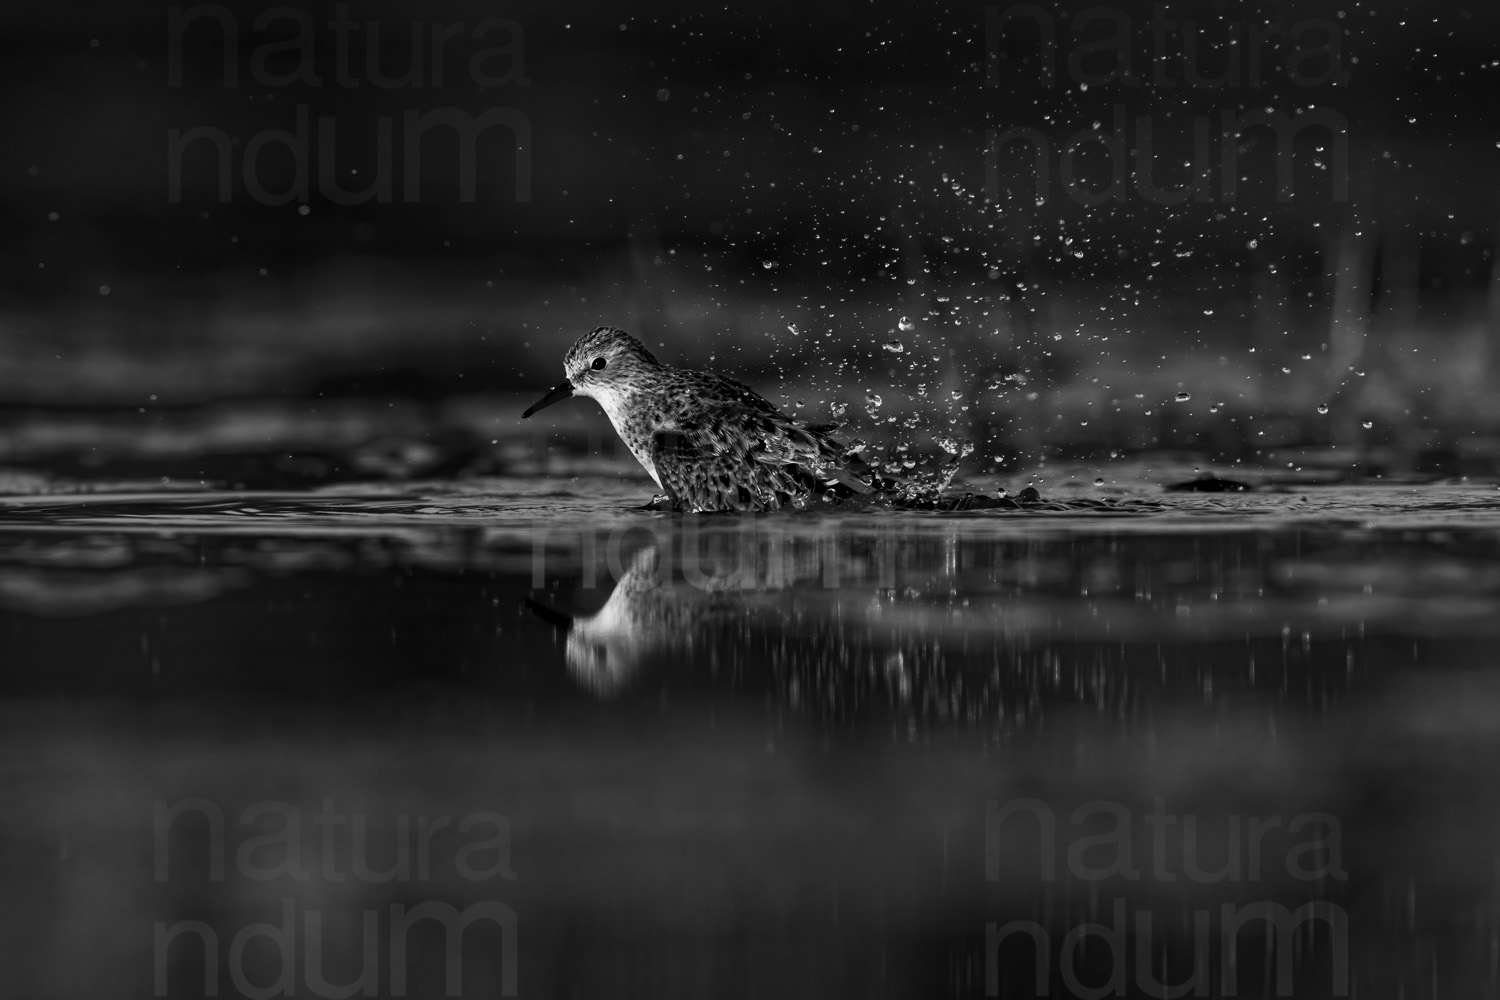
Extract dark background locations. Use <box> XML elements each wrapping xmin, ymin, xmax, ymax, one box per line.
<box><xmin>2</xmin><ymin>0</ymin><xmax>1498</xmax><ymax>477</ymax></box>
<box><xmin>4</xmin><ymin>8</ymin><xmax>1500</xmax><ymax>995</ymax></box>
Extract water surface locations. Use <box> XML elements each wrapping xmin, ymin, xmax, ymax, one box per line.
<box><xmin>2</xmin><ymin>479</ymin><xmax>1498</xmax><ymax>998</ymax></box>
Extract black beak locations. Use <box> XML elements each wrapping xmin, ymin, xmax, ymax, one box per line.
<box><xmin>522</xmin><ymin>379</ymin><xmax>574</xmax><ymax>418</ymax></box>
<box><xmin>524</xmin><ymin>597</ymin><xmax>573</xmax><ymax>632</ymax></box>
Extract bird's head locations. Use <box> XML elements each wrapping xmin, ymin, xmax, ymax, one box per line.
<box><xmin>522</xmin><ymin>326</ymin><xmax>662</xmax><ymax>418</ymax></box>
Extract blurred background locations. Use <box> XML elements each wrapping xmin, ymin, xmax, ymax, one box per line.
<box><xmin>1</xmin><ymin>0</ymin><xmax>1498</xmax><ymax>484</ymax></box>
<box><xmin>6</xmin><ymin>6</ymin><xmax>1500</xmax><ymax>995</ymax></box>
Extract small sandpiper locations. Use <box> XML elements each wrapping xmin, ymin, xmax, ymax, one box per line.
<box><xmin>522</xmin><ymin>326</ymin><xmax>875</xmax><ymax>512</ymax></box>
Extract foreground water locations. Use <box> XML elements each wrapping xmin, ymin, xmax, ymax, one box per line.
<box><xmin>3</xmin><ymin>477</ymin><xmax>1499</xmax><ymax>998</ymax></box>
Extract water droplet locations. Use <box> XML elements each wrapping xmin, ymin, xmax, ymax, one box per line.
<box><xmin>830</xmin><ymin>401</ymin><xmax>848</xmax><ymax>418</ymax></box>
<box><xmin>897</xmin><ymin>316</ymin><xmax>915</xmax><ymax>332</ymax></box>
<box><xmin>794</xmin><ymin>399</ymin><xmax>806</xmax><ymax>409</ymax></box>
<box><xmin>787</xmin><ymin>324</ymin><xmax>800</xmax><ymax>336</ymax></box>
<box><xmin>1281</xmin><ymin>367</ymin><xmax>1292</xmax><ymax>374</ymax></box>
<box><xmin>1362</xmin><ymin>420</ymin><xmax>1373</xmax><ymax>429</ymax></box>
<box><xmin>1174</xmin><ymin>391</ymin><xmax>1191</xmax><ymax>402</ymax></box>
<box><xmin>865</xmin><ymin>391</ymin><xmax>883</xmax><ymax>409</ymax></box>
<box><xmin>1316</xmin><ymin>403</ymin><xmax>1329</xmax><ymax>415</ymax></box>
<box><xmin>883</xmin><ymin>340</ymin><xmax>904</xmax><ymax>353</ymax></box>
<box><xmin>1094</xmin><ymin>478</ymin><xmax>1104</xmax><ymax>486</ymax></box>
<box><xmin>761</xmin><ymin>260</ymin><xmax>776</xmax><ymax>270</ymax></box>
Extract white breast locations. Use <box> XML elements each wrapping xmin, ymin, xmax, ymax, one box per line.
<box><xmin>576</xmin><ymin>384</ymin><xmax>662</xmax><ymax>488</ymax></box>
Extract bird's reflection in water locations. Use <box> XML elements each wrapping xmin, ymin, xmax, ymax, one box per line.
<box><xmin>560</xmin><ymin>545</ymin><xmax>663</xmax><ymax>694</ymax></box>
<box><xmin>526</xmin><ymin>522</ymin><xmax>1409</xmax><ymax>733</ymax></box>
<box><xmin>542</xmin><ymin>531</ymin><xmax>834</xmax><ymax>696</ymax></box>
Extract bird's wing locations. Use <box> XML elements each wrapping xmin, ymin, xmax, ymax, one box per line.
<box><xmin>694</xmin><ymin>379</ymin><xmax>873</xmax><ymax>490</ymax></box>
<box><xmin>650</xmin><ymin>402</ymin><xmax>871</xmax><ymax>512</ymax></box>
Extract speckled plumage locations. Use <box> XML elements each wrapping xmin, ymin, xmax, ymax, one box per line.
<box><xmin>522</xmin><ymin>326</ymin><xmax>874</xmax><ymax>512</ymax></box>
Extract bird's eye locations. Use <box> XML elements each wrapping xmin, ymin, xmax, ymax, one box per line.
<box><xmin>591</xmin><ymin>357</ymin><xmax>607</xmax><ymax>370</ymax></box>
